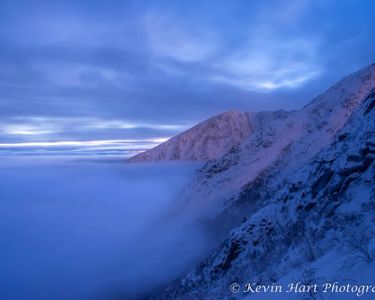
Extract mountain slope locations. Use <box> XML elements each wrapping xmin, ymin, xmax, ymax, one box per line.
<box><xmin>175</xmin><ymin>63</ymin><xmax>375</xmax><ymax>219</ymax></box>
<box><xmin>151</xmin><ymin>66</ymin><xmax>375</xmax><ymax>300</ymax></box>
<box><xmin>128</xmin><ymin>110</ymin><xmax>251</xmax><ymax>162</ymax></box>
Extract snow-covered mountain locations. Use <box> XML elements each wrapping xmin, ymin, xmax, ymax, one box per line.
<box><xmin>175</xmin><ymin>63</ymin><xmax>375</xmax><ymax>219</ymax></box>
<box><xmin>128</xmin><ymin>110</ymin><xmax>251</xmax><ymax>162</ymax></box>
<box><xmin>148</xmin><ymin>63</ymin><xmax>375</xmax><ymax>299</ymax></box>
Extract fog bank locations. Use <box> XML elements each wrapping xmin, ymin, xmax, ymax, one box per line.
<box><xmin>0</xmin><ymin>158</ymin><xmax>211</xmax><ymax>299</ymax></box>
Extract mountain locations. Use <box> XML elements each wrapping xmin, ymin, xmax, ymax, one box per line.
<box><xmin>148</xmin><ymin>63</ymin><xmax>375</xmax><ymax>299</ymax></box>
<box><xmin>128</xmin><ymin>110</ymin><xmax>251</xmax><ymax>162</ymax></box>
<box><xmin>175</xmin><ymin>63</ymin><xmax>375</xmax><ymax>219</ymax></box>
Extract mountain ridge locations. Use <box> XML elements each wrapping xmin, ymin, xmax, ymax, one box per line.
<box><xmin>128</xmin><ymin>110</ymin><xmax>251</xmax><ymax>162</ymax></box>
<box><xmin>174</xmin><ymin>63</ymin><xmax>375</xmax><ymax>219</ymax></box>
<box><xmin>146</xmin><ymin>63</ymin><xmax>375</xmax><ymax>299</ymax></box>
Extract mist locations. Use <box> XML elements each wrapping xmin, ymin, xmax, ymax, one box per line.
<box><xmin>0</xmin><ymin>158</ymin><xmax>213</xmax><ymax>299</ymax></box>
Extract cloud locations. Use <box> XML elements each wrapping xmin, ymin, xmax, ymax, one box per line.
<box><xmin>143</xmin><ymin>13</ymin><xmax>216</xmax><ymax>62</ymax></box>
<box><xmin>0</xmin><ymin>116</ymin><xmax>189</xmax><ymax>143</ymax></box>
<box><xmin>1</xmin><ymin>124</ymin><xmax>57</xmax><ymax>136</ymax></box>
<box><xmin>0</xmin><ymin>161</ymin><xmax>214</xmax><ymax>298</ymax></box>
<box><xmin>202</xmin><ymin>0</ymin><xmax>323</xmax><ymax>92</ymax></box>
<box><xmin>140</xmin><ymin>2</ymin><xmax>323</xmax><ymax>93</ymax></box>
<box><xmin>33</xmin><ymin>60</ymin><xmax>130</xmax><ymax>88</ymax></box>
<box><xmin>213</xmin><ymin>38</ymin><xmax>321</xmax><ymax>91</ymax></box>
<box><xmin>0</xmin><ymin>138</ymin><xmax>167</xmax><ymax>148</ymax></box>
<box><xmin>0</xmin><ymin>0</ymin><xmax>375</xmax><ymax>143</ymax></box>
<box><xmin>86</xmin><ymin>119</ymin><xmax>187</xmax><ymax>131</ymax></box>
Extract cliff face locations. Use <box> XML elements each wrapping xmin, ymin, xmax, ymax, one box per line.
<box><xmin>128</xmin><ymin>110</ymin><xmax>251</xmax><ymax>162</ymax></box>
<box><xmin>148</xmin><ymin>64</ymin><xmax>375</xmax><ymax>299</ymax></box>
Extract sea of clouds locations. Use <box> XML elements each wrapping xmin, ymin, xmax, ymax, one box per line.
<box><xmin>0</xmin><ymin>157</ymin><xmax>213</xmax><ymax>299</ymax></box>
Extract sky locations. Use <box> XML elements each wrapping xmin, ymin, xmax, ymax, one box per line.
<box><xmin>1</xmin><ymin>0</ymin><xmax>375</xmax><ymax>146</ymax></box>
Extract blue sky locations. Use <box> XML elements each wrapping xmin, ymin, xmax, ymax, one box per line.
<box><xmin>1</xmin><ymin>0</ymin><xmax>375</xmax><ymax>145</ymax></box>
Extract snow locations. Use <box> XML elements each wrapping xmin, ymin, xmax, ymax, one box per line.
<box><xmin>175</xmin><ymin>62</ymin><xmax>375</xmax><ymax>218</ymax></box>
<box><xmin>151</xmin><ymin>63</ymin><xmax>375</xmax><ymax>299</ymax></box>
<box><xmin>128</xmin><ymin>110</ymin><xmax>251</xmax><ymax>162</ymax></box>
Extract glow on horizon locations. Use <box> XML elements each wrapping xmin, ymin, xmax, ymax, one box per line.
<box><xmin>0</xmin><ymin>138</ymin><xmax>169</xmax><ymax>148</ymax></box>
<box><xmin>1</xmin><ymin>119</ymin><xmax>188</xmax><ymax>135</ymax></box>
<box><xmin>1</xmin><ymin>124</ymin><xmax>57</xmax><ymax>135</ymax></box>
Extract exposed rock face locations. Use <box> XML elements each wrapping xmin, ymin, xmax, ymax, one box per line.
<box><xmin>128</xmin><ymin>110</ymin><xmax>251</xmax><ymax>162</ymax></box>
<box><xmin>148</xmin><ymin>64</ymin><xmax>375</xmax><ymax>299</ymax></box>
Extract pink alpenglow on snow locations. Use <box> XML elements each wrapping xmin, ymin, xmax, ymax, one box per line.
<box><xmin>128</xmin><ymin>110</ymin><xmax>251</xmax><ymax>162</ymax></box>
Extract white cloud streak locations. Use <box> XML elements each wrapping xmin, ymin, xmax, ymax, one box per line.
<box><xmin>142</xmin><ymin>3</ymin><xmax>322</xmax><ymax>92</ymax></box>
<box><xmin>0</xmin><ymin>138</ymin><xmax>168</xmax><ymax>148</ymax></box>
<box><xmin>0</xmin><ymin>117</ymin><xmax>188</xmax><ymax>137</ymax></box>
<box><xmin>213</xmin><ymin>38</ymin><xmax>321</xmax><ymax>91</ymax></box>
